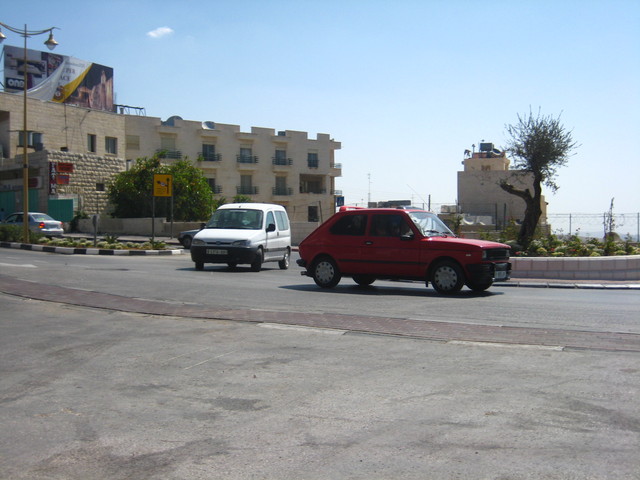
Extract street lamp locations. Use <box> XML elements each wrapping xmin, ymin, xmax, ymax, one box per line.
<box><xmin>0</xmin><ymin>22</ymin><xmax>59</xmax><ymax>243</ymax></box>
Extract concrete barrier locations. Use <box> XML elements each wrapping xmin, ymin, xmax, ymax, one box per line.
<box><xmin>511</xmin><ymin>255</ymin><xmax>640</xmax><ymax>281</ymax></box>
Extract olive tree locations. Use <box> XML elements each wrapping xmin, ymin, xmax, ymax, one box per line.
<box><xmin>500</xmin><ymin>109</ymin><xmax>578</xmax><ymax>248</ymax></box>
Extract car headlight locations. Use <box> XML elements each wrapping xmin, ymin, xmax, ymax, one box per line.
<box><xmin>481</xmin><ymin>250</ymin><xmax>487</xmax><ymax>260</ymax></box>
<box><xmin>192</xmin><ymin>238</ymin><xmax>205</xmax><ymax>246</ymax></box>
<box><xmin>232</xmin><ymin>239</ymin><xmax>251</xmax><ymax>247</ymax></box>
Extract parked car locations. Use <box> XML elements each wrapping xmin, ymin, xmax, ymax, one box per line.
<box><xmin>177</xmin><ymin>226</ymin><xmax>203</xmax><ymax>249</ymax></box>
<box><xmin>297</xmin><ymin>206</ymin><xmax>511</xmax><ymax>294</ymax></box>
<box><xmin>190</xmin><ymin>203</ymin><xmax>291</xmax><ymax>271</ymax></box>
<box><xmin>1</xmin><ymin>212</ymin><xmax>64</xmax><ymax>237</ymax></box>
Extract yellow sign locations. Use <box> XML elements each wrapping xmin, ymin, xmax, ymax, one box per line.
<box><xmin>153</xmin><ymin>174</ymin><xmax>173</xmax><ymax>197</ymax></box>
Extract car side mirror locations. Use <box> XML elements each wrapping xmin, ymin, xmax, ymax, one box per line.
<box><xmin>199</xmin><ymin>222</ymin><xmax>206</xmax><ymax>230</ymax></box>
<box><xmin>266</xmin><ymin>223</ymin><xmax>276</xmax><ymax>232</ymax></box>
<box><xmin>400</xmin><ymin>233</ymin><xmax>414</xmax><ymax>241</ymax></box>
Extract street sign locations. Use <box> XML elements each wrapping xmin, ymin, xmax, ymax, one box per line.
<box><xmin>153</xmin><ymin>174</ymin><xmax>172</xmax><ymax>197</ymax></box>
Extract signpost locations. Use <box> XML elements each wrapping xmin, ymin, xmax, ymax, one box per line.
<box><xmin>152</xmin><ymin>174</ymin><xmax>172</xmax><ymax>242</ymax></box>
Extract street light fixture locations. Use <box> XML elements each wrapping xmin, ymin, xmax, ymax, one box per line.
<box><xmin>0</xmin><ymin>22</ymin><xmax>59</xmax><ymax>243</ymax></box>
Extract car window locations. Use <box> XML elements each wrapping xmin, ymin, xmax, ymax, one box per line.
<box><xmin>31</xmin><ymin>214</ymin><xmax>53</xmax><ymax>222</ymax></box>
<box><xmin>274</xmin><ymin>210</ymin><xmax>289</xmax><ymax>231</ymax></box>
<box><xmin>371</xmin><ymin>214</ymin><xmax>411</xmax><ymax>237</ymax></box>
<box><xmin>6</xmin><ymin>214</ymin><xmax>21</xmax><ymax>223</ymax></box>
<box><xmin>330</xmin><ymin>214</ymin><xmax>367</xmax><ymax>236</ymax></box>
<box><xmin>266</xmin><ymin>211</ymin><xmax>275</xmax><ymax>229</ymax></box>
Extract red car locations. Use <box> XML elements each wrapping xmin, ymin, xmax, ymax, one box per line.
<box><xmin>297</xmin><ymin>206</ymin><xmax>511</xmax><ymax>294</ymax></box>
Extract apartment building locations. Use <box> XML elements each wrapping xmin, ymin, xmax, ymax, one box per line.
<box><xmin>0</xmin><ymin>91</ymin><xmax>342</xmax><ymax>223</ymax></box>
<box><xmin>457</xmin><ymin>143</ymin><xmax>547</xmax><ymax>228</ymax></box>
<box><xmin>124</xmin><ymin>115</ymin><xmax>342</xmax><ymax>223</ymax></box>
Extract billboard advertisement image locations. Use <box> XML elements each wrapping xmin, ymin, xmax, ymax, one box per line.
<box><xmin>3</xmin><ymin>45</ymin><xmax>114</xmax><ymax>112</ymax></box>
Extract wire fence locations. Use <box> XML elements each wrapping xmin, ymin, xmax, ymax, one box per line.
<box><xmin>546</xmin><ymin>213</ymin><xmax>640</xmax><ymax>241</ymax></box>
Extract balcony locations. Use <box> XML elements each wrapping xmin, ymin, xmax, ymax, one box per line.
<box><xmin>272</xmin><ymin>187</ymin><xmax>293</xmax><ymax>196</ymax></box>
<box><xmin>300</xmin><ymin>187</ymin><xmax>327</xmax><ymax>194</ymax></box>
<box><xmin>211</xmin><ymin>185</ymin><xmax>223</xmax><ymax>194</ymax></box>
<box><xmin>236</xmin><ymin>185</ymin><xmax>258</xmax><ymax>195</ymax></box>
<box><xmin>199</xmin><ymin>152</ymin><xmax>222</xmax><ymax>162</ymax></box>
<box><xmin>272</xmin><ymin>157</ymin><xmax>293</xmax><ymax>166</ymax></box>
<box><xmin>156</xmin><ymin>149</ymin><xmax>182</xmax><ymax>159</ymax></box>
<box><xmin>237</xmin><ymin>154</ymin><xmax>259</xmax><ymax>164</ymax></box>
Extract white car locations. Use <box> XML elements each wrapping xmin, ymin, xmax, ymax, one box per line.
<box><xmin>190</xmin><ymin>203</ymin><xmax>291</xmax><ymax>271</ymax></box>
<box><xmin>2</xmin><ymin>212</ymin><xmax>64</xmax><ymax>237</ymax></box>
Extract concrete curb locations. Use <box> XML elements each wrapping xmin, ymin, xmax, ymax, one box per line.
<box><xmin>495</xmin><ymin>281</ymin><xmax>640</xmax><ymax>290</ymax></box>
<box><xmin>0</xmin><ymin>241</ymin><xmax>185</xmax><ymax>256</ymax></box>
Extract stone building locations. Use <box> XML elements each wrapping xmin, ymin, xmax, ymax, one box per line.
<box><xmin>0</xmin><ymin>91</ymin><xmax>342</xmax><ymax>224</ymax></box>
<box><xmin>456</xmin><ymin>143</ymin><xmax>547</xmax><ymax>229</ymax></box>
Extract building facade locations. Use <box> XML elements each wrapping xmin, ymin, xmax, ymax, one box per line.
<box><xmin>0</xmin><ymin>91</ymin><xmax>342</xmax><ymax>223</ymax></box>
<box><xmin>457</xmin><ymin>143</ymin><xmax>547</xmax><ymax>228</ymax></box>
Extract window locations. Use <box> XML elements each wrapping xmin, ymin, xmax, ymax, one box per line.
<box><xmin>330</xmin><ymin>214</ymin><xmax>367</xmax><ymax>235</ymax></box>
<box><xmin>274</xmin><ymin>176</ymin><xmax>289</xmax><ymax>195</ymax></box>
<box><xmin>274</xmin><ymin>149</ymin><xmax>289</xmax><ymax>165</ymax></box>
<box><xmin>266</xmin><ymin>211</ymin><xmax>276</xmax><ymax>229</ymax></box>
<box><xmin>238</xmin><ymin>147</ymin><xmax>255</xmax><ymax>163</ymax></box>
<box><xmin>308</xmin><ymin>206</ymin><xmax>319</xmax><ymax>223</ymax></box>
<box><xmin>207</xmin><ymin>178</ymin><xmax>222</xmax><ymax>193</ymax></box>
<box><xmin>18</xmin><ymin>131</ymin><xmax>43</xmax><ymax>148</ymax></box>
<box><xmin>105</xmin><ymin>137</ymin><xmax>118</xmax><ymax>155</ymax></box>
<box><xmin>87</xmin><ymin>134</ymin><xmax>97</xmax><ymax>153</ymax></box>
<box><xmin>307</xmin><ymin>152</ymin><xmax>319</xmax><ymax>168</ymax></box>
<box><xmin>96</xmin><ymin>183</ymin><xmax>106</xmax><ymax>192</ymax></box>
<box><xmin>275</xmin><ymin>210</ymin><xmax>289</xmax><ymax>231</ymax></box>
<box><xmin>371</xmin><ymin>214</ymin><xmax>411</xmax><ymax>237</ymax></box>
<box><xmin>202</xmin><ymin>144</ymin><xmax>217</xmax><ymax>161</ymax></box>
<box><xmin>160</xmin><ymin>136</ymin><xmax>176</xmax><ymax>150</ymax></box>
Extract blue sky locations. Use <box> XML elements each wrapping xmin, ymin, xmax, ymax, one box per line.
<box><xmin>2</xmin><ymin>0</ymin><xmax>639</xmax><ymax>216</ymax></box>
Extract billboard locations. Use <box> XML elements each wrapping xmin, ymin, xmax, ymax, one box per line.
<box><xmin>3</xmin><ymin>45</ymin><xmax>114</xmax><ymax>112</ymax></box>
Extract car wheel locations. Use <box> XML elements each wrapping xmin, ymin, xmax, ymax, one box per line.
<box><xmin>465</xmin><ymin>279</ymin><xmax>493</xmax><ymax>292</ymax></box>
<box><xmin>430</xmin><ymin>260</ymin><xmax>464</xmax><ymax>294</ymax></box>
<box><xmin>251</xmin><ymin>248</ymin><xmax>263</xmax><ymax>272</ymax></box>
<box><xmin>195</xmin><ymin>261</ymin><xmax>204</xmax><ymax>271</ymax></box>
<box><xmin>353</xmin><ymin>275</ymin><xmax>375</xmax><ymax>286</ymax></box>
<box><xmin>311</xmin><ymin>256</ymin><xmax>341</xmax><ymax>288</ymax></box>
<box><xmin>278</xmin><ymin>249</ymin><xmax>290</xmax><ymax>270</ymax></box>
<box><xmin>182</xmin><ymin>236</ymin><xmax>192</xmax><ymax>249</ymax></box>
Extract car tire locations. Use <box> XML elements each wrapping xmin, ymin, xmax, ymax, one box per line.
<box><xmin>465</xmin><ymin>279</ymin><xmax>493</xmax><ymax>292</ymax></box>
<box><xmin>182</xmin><ymin>236</ymin><xmax>192</xmax><ymax>249</ymax></box>
<box><xmin>251</xmin><ymin>248</ymin><xmax>263</xmax><ymax>272</ymax></box>
<box><xmin>195</xmin><ymin>261</ymin><xmax>204</xmax><ymax>271</ymax></box>
<box><xmin>311</xmin><ymin>256</ymin><xmax>341</xmax><ymax>288</ymax></box>
<box><xmin>278</xmin><ymin>249</ymin><xmax>290</xmax><ymax>270</ymax></box>
<box><xmin>430</xmin><ymin>260</ymin><xmax>464</xmax><ymax>294</ymax></box>
<box><xmin>353</xmin><ymin>275</ymin><xmax>375</xmax><ymax>286</ymax></box>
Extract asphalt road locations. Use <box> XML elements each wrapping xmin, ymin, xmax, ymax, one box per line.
<box><xmin>0</xmin><ymin>249</ymin><xmax>639</xmax><ymax>479</ymax></box>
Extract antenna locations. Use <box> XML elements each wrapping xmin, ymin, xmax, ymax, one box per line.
<box><xmin>368</xmin><ymin>173</ymin><xmax>371</xmax><ymax>206</ymax></box>
<box><xmin>407</xmin><ymin>184</ymin><xmax>429</xmax><ymax>209</ymax></box>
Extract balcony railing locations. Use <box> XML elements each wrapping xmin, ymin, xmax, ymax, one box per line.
<box><xmin>199</xmin><ymin>152</ymin><xmax>222</xmax><ymax>162</ymax></box>
<box><xmin>300</xmin><ymin>187</ymin><xmax>327</xmax><ymax>194</ymax></box>
<box><xmin>156</xmin><ymin>149</ymin><xmax>182</xmax><ymax>159</ymax></box>
<box><xmin>237</xmin><ymin>155</ymin><xmax>259</xmax><ymax>164</ymax></box>
<box><xmin>272</xmin><ymin>157</ymin><xmax>293</xmax><ymax>166</ymax></box>
<box><xmin>211</xmin><ymin>185</ymin><xmax>223</xmax><ymax>194</ymax></box>
<box><xmin>272</xmin><ymin>187</ymin><xmax>293</xmax><ymax>196</ymax></box>
<box><xmin>236</xmin><ymin>185</ymin><xmax>258</xmax><ymax>195</ymax></box>
<box><xmin>330</xmin><ymin>163</ymin><xmax>342</xmax><ymax>169</ymax></box>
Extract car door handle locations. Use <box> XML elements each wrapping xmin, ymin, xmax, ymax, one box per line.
<box><xmin>364</xmin><ymin>241</ymin><xmax>373</xmax><ymax>245</ymax></box>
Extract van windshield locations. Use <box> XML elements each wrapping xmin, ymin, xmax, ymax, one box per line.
<box><xmin>206</xmin><ymin>209</ymin><xmax>264</xmax><ymax>230</ymax></box>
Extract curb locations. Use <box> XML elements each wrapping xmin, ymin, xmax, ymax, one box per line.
<box><xmin>495</xmin><ymin>281</ymin><xmax>640</xmax><ymax>290</ymax></box>
<box><xmin>0</xmin><ymin>241</ymin><xmax>185</xmax><ymax>256</ymax></box>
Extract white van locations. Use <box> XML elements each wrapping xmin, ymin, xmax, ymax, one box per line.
<box><xmin>190</xmin><ymin>203</ymin><xmax>291</xmax><ymax>271</ymax></box>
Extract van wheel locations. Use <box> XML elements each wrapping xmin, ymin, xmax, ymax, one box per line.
<box><xmin>251</xmin><ymin>248</ymin><xmax>263</xmax><ymax>272</ymax></box>
<box><xmin>311</xmin><ymin>256</ymin><xmax>341</xmax><ymax>288</ymax></box>
<box><xmin>353</xmin><ymin>275</ymin><xmax>375</xmax><ymax>286</ymax></box>
<box><xmin>195</xmin><ymin>261</ymin><xmax>204</xmax><ymax>271</ymax></box>
<box><xmin>430</xmin><ymin>260</ymin><xmax>464</xmax><ymax>294</ymax></box>
<box><xmin>278</xmin><ymin>249</ymin><xmax>290</xmax><ymax>270</ymax></box>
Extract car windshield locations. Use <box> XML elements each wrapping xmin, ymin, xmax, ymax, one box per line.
<box><xmin>206</xmin><ymin>209</ymin><xmax>263</xmax><ymax>230</ymax></box>
<box><xmin>407</xmin><ymin>211</ymin><xmax>455</xmax><ymax>237</ymax></box>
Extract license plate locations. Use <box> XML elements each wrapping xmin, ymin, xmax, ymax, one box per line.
<box><xmin>495</xmin><ymin>270</ymin><xmax>507</xmax><ymax>280</ymax></box>
<box><xmin>206</xmin><ymin>248</ymin><xmax>227</xmax><ymax>255</ymax></box>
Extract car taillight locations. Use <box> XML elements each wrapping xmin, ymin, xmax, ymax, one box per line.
<box><xmin>38</xmin><ymin>222</ymin><xmax>45</xmax><ymax>229</ymax></box>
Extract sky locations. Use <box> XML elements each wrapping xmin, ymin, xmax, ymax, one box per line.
<box><xmin>2</xmin><ymin>0</ymin><xmax>639</xmax><ymax>219</ymax></box>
